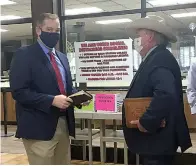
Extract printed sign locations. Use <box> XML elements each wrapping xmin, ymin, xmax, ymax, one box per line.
<box><xmin>74</xmin><ymin>39</ymin><xmax>133</xmax><ymax>83</ymax></box>
<box><xmin>95</xmin><ymin>94</ymin><xmax>116</xmax><ymax>112</ymax></box>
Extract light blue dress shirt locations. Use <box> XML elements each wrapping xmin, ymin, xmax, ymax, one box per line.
<box><xmin>38</xmin><ymin>40</ymin><xmax>67</xmax><ymax>91</ymax></box>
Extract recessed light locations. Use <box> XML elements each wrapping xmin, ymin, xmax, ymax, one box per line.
<box><xmin>0</xmin><ymin>29</ymin><xmax>8</xmax><ymax>32</ymax></box>
<box><xmin>148</xmin><ymin>0</ymin><xmax>196</xmax><ymax>6</ymax></box>
<box><xmin>0</xmin><ymin>15</ymin><xmax>22</xmax><ymax>21</ymax></box>
<box><xmin>65</xmin><ymin>7</ymin><xmax>103</xmax><ymax>15</ymax></box>
<box><xmin>0</xmin><ymin>0</ymin><xmax>16</xmax><ymax>6</ymax></box>
<box><xmin>171</xmin><ymin>12</ymin><xmax>196</xmax><ymax>18</ymax></box>
<box><xmin>96</xmin><ymin>19</ymin><xmax>132</xmax><ymax>25</ymax></box>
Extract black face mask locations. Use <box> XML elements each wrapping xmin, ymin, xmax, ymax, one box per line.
<box><xmin>39</xmin><ymin>31</ymin><xmax>60</xmax><ymax>48</ymax></box>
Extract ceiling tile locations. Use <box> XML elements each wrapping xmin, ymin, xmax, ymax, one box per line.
<box><xmin>65</xmin><ymin>4</ymin><xmax>92</xmax><ymax>9</ymax></box>
<box><xmin>88</xmin><ymin>1</ymin><xmax>117</xmax><ymax>7</ymax></box>
<box><xmin>65</xmin><ymin>0</ymin><xmax>83</xmax><ymax>5</ymax></box>
<box><xmin>22</xmin><ymin>4</ymin><xmax>31</xmax><ymax>10</ymax></box>
<box><xmin>100</xmin><ymin>5</ymin><xmax>128</xmax><ymax>11</ymax></box>
<box><xmin>14</xmin><ymin>0</ymin><xmax>31</xmax><ymax>5</ymax></box>
<box><xmin>187</xmin><ymin>8</ymin><xmax>196</xmax><ymax>12</ymax></box>
<box><xmin>112</xmin><ymin>0</ymin><xmax>140</xmax><ymax>6</ymax></box>
<box><xmin>2</xmin><ymin>4</ymin><xmax>26</xmax><ymax>11</ymax></box>
<box><xmin>112</xmin><ymin>0</ymin><xmax>140</xmax><ymax>5</ymax></box>
<box><xmin>103</xmin><ymin>0</ymin><xmax>141</xmax><ymax>9</ymax></box>
<box><xmin>78</xmin><ymin>0</ymin><xmax>110</xmax><ymax>2</ymax></box>
<box><xmin>1</xmin><ymin>8</ymin><xmax>15</xmax><ymax>15</ymax></box>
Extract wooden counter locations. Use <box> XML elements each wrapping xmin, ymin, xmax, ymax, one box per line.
<box><xmin>1</xmin><ymin>92</ymin><xmax>16</xmax><ymax>122</ymax></box>
<box><xmin>1</xmin><ymin>91</ymin><xmax>196</xmax><ymax>129</ymax></box>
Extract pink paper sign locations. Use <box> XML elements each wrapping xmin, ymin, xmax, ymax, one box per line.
<box><xmin>95</xmin><ymin>94</ymin><xmax>115</xmax><ymax>112</ymax></box>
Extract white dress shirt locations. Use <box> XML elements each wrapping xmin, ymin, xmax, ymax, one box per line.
<box><xmin>187</xmin><ymin>57</ymin><xmax>196</xmax><ymax>114</ymax></box>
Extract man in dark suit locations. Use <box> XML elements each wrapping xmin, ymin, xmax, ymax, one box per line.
<box><xmin>9</xmin><ymin>13</ymin><xmax>79</xmax><ymax>165</ymax></box>
<box><xmin>123</xmin><ymin>16</ymin><xmax>192</xmax><ymax>164</ymax></box>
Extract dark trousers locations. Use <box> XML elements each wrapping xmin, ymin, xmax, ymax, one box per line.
<box><xmin>139</xmin><ymin>154</ymin><xmax>175</xmax><ymax>165</ymax></box>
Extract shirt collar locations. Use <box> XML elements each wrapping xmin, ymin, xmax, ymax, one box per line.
<box><xmin>142</xmin><ymin>45</ymin><xmax>157</xmax><ymax>62</ymax></box>
<box><xmin>37</xmin><ymin>39</ymin><xmax>56</xmax><ymax>55</ymax></box>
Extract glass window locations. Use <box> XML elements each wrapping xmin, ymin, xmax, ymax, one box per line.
<box><xmin>147</xmin><ymin>8</ymin><xmax>196</xmax><ymax>72</ymax></box>
<box><xmin>180</xmin><ymin>46</ymin><xmax>195</xmax><ymax>68</ymax></box>
<box><xmin>64</xmin><ymin>14</ymin><xmax>141</xmax><ymax>87</ymax></box>
<box><xmin>1</xmin><ymin>0</ymin><xmax>31</xmax><ymax>18</ymax></box>
<box><xmin>1</xmin><ymin>23</ymin><xmax>33</xmax><ymax>75</ymax></box>
<box><xmin>64</xmin><ymin>0</ymin><xmax>141</xmax><ymax>15</ymax></box>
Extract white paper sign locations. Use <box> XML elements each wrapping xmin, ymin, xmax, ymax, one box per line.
<box><xmin>74</xmin><ymin>39</ymin><xmax>133</xmax><ymax>83</ymax></box>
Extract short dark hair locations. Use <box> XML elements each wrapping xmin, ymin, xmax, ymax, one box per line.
<box><xmin>36</xmin><ymin>13</ymin><xmax>59</xmax><ymax>26</ymax></box>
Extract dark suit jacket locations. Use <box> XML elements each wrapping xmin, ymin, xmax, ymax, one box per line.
<box><xmin>10</xmin><ymin>42</ymin><xmax>77</xmax><ymax>140</ymax></box>
<box><xmin>122</xmin><ymin>45</ymin><xmax>192</xmax><ymax>155</ymax></box>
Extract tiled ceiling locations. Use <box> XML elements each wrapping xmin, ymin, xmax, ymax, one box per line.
<box><xmin>65</xmin><ymin>0</ymin><xmax>141</xmax><ymax>10</ymax></box>
<box><xmin>1</xmin><ymin>0</ymin><xmax>196</xmax><ymax>17</ymax></box>
<box><xmin>0</xmin><ymin>0</ymin><xmax>196</xmax><ymax>42</ymax></box>
<box><xmin>1</xmin><ymin>23</ymin><xmax>32</xmax><ymax>41</ymax></box>
<box><xmin>0</xmin><ymin>0</ymin><xmax>141</xmax><ymax>17</ymax></box>
<box><xmin>1</xmin><ymin>0</ymin><xmax>31</xmax><ymax>17</ymax></box>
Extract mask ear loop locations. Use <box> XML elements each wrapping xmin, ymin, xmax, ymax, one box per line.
<box><xmin>35</xmin><ymin>26</ymin><xmax>42</xmax><ymax>38</ymax></box>
<box><xmin>39</xmin><ymin>27</ymin><xmax>43</xmax><ymax>33</ymax></box>
<box><xmin>37</xmin><ymin>27</ymin><xmax>47</xmax><ymax>48</ymax></box>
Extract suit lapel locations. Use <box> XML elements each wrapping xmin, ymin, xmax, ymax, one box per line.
<box><xmin>129</xmin><ymin>61</ymin><xmax>144</xmax><ymax>87</ymax></box>
<box><xmin>126</xmin><ymin>60</ymin><xmax>146</xmax><ymax>95</ymax></box>
<box><xmin>34</xmin><ymin>43</ymin><xmax>59</xmax><ymax>91</ymax></box>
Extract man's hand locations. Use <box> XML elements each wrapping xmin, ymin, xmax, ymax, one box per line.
<box><xmin>130</xmin><ymin>119</ymin><xmax>166</xmax><ymax>132</ymax></box>
<box><xmin>160</xmin><ymin>120</ymin><xmax>166</xmax><ymax>128</ymax></box>
<box><xmin>130</xmin><ymin>120</ymin><xmax>148</xmax><ymax>132</ymax></box>
<box><xmin>52</xmin><ymin>95</ymin><xmax>73</xmax><ymax>109</ymax></box>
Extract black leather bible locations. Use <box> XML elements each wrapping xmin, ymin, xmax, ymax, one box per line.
<box><xmin>68</xmin><ymin>90</ymin><xmax>93</xmax><ymax>106</ymax></box>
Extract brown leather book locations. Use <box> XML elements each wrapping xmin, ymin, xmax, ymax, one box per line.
<box><xmin>124</xmin><ymin>97</ymin><xmax>152</xmax><ymax>128</ymax></box>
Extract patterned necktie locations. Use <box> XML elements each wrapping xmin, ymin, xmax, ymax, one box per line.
<box><xmin>48</xmin><ymin>52</ymin><xmax>66</xmax><ymax>95</ymax></box>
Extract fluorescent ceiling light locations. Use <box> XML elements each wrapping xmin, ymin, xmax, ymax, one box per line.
<box><xmin>0</xmin><ymin>29</ymin><xmax>8</xmax><ymax>32</ymax></box>
<box><xmin>0</xmin><ymin>0</ymin><xmax>16</xmax><ymax>6</ymax></box>
<box><xmin>65</xmin><ymin>7</ymin><xmax>103</xmax><ymax>15</ymax></box>
<box><xmin>171</xmin><ymin>12</ymin><xmax>196</xmax><ymax>18</ymax></box>
<box><xmin>96</xmin><ymin>19</ymin><xmax>132</xmax><ymax>25</ymax></box>
<box><xmin>148</xmin><ymin>0</ymin><xmax>196</xmax><ymax>6</ymax></box>
<box><xmin>0</xmin><ymin>15</ymin><xmax>22</xmax><ymax>21</ymax></box>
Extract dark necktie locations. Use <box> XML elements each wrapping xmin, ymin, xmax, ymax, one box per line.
<box><xmin>48</xmin><ymin>52</ymin><xmax>66</xmax><ymax>95</ymax></box>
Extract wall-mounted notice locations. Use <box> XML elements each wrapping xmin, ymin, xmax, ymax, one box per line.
<box><xmin>74</xmin><ymin>39</ymin><xmax>133</xmax><ymax>83</ymax></box>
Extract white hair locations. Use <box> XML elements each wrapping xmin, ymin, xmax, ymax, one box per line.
<box><xmin>144</xmin><ymin>29</ymin><xmax>169</xmax><ymax>46</ymax></box>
